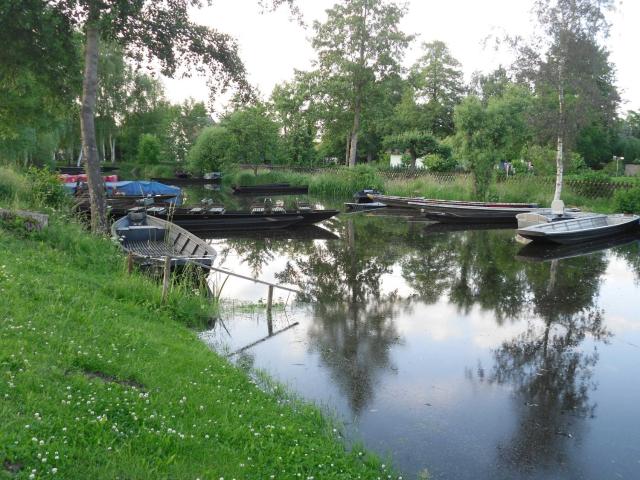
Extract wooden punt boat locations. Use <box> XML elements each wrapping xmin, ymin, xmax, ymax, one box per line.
<box><xmin>410</xmin><ymin>201</ymin><xmax>539</xmax><ymax>223</ymax></box>
<box><xmin>345</xmin><ymin>189</ymin><xmax>386</xmax><ymax>211</ymax></box>
<box><xmin>103</xmin><ymin>204</ymin><xmax>338</xmax><ymax>232</ymax></box>
<box><xmin>111</xmin><ymin>211</ymin><xmax>217</xmax><ymax>266</ymax></box>
<box><xmin>369</xmin><ymin>193</ymin><xmax>538</xmax><ymax>210</ymax></box>
<box><xmin>516</xmin><ymin>214</ymin><xmax>640</xmax><ymax>244</ymax></box>
<box><xmin>232</xmin><ymin>183</ymin><xmax>309</xmax><ymax>195</ymax></box>
<box><xmin>198</xmin><ymin>225</ymin><xmax>339</xmax><ymax>241</ymax></box>
<box><xmin>150</xmin><ymin>176</ymin><xmax>221</xmax><ymax>185</ymax></box>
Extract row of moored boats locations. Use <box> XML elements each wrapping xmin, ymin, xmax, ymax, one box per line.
<box><xmin>348</xmin><ymin>191</ymin><xmax>640</xmax><ymax>245</ymax></box>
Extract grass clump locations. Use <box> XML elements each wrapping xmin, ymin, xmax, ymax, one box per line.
<box><xmin>0</xmin><ymin>214</ymin><xmax>394</xmax><ymax>479</ymax></box>
<box><xmin>0</xmin><ymin>166</ymin><xmax>29</xmax><ymax>204</ymax></box>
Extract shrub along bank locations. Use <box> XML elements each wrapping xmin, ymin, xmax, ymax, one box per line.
<box><xmin>0</xmin><ymin>168</ymin><xmax>394</xmax><ymax>479</ymax></box>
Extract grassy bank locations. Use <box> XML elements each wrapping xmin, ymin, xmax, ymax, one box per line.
<box><xmin>0</xmin><ymin>170</ymin><xmax>393</xmax><ymax>478</ymax></box>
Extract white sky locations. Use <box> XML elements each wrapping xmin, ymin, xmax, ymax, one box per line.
<box><xmin>163</xmin><ymin>0</ymin><xmax>640</xmax><ymax>113</ymax></box>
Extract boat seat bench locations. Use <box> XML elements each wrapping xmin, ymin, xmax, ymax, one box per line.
<box><xmin>116</xmin><ymin>225</ymin><xmax>166</xmax><ymax>242</ymax></box>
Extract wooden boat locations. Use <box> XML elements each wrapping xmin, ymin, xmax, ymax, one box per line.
<box><xmin>345</xmin><ymin>189</ymin><xmax>386</xmax><ymax>211</ymax></box>
<box><xmin>516</xmin><ymin>214</ymin><xmax>640</xmax><ymax>244</ymax></box>
<box><xmin>198</xmin><ymin>225</ymin><xmax>339</xmax><ymax>241</ymax></box>
<box><xmin>102</xmin><ymin>204</ymin><xmax>338</xmax><ymax>232</ymax></box>
<box><xmin>111</xmin><ymin>211</ymin><xmax>217</xmax><ymax>266</ymax></box>
<box><xmin>516</xmin><ymin>233</ymin><xmax>640</xmax><ymax>262</ymax></box>
<box><xmin>370</xmin><ymin>193</ymin><xmax>538</xmax><ymax>210</ymax></box>
<box><xmin>232</xmin><ymin>183</ymin><xmax>309</xmax><ymax>195</ymax></box>
<box><xmin>411</xmin><ymin>201</ymin><xmax>539</xmax><ymax>224</ymax></box>
<box><xmin>150</xmin><ymin>175</ymin><xmax>221</xmax><ymax>185</ymax></box>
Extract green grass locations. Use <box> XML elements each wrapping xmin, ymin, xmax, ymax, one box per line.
<box><xmin>0</xmin><ymin>214</ymin><xmax>393</xmax><ymax>479</ymax></box>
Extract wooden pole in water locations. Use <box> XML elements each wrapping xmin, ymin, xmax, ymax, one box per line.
<box><xmin>266</xmin><ymin>285</ymin><xmax>274</xmax><ymax>315</ymax></box>
<box><xmin>162</xmin><ymin>256</ymin><xmax>171</xmax><ymax>303</ymax></box>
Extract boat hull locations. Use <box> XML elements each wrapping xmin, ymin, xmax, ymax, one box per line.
<box><xmin>111</xmin><ymin>213</ymin><xmax>217</xmax><ymax>266</ymax></box>
<box><xmin>420</xmin><ymin>203</ymin><xmax>538</xmax><ymax>223</ymax></box>
<box><xmin>517</xmin><ymin>215</ymin><xmax>640</xmax><ymax>245</ymax></box>
<box><xmin>232</xmin><ymin>184</ymin><xmax>309</xmax><ymax>195</ymax></box>
<box><xmin>150</xmin><ymin>177</ymin><xmax>221</xmax><ymax>185</ymax></box>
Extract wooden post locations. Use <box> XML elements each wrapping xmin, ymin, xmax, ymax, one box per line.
<box><xmin>266</xmin><ymin>285</ymin><xmax>274</xmax><ymax>315</ymax></box>
<box><xmin>127</xmin><ymin>252</ymin><xmax>134</xmax><ymax>275</ymax></box>
<box><xmin>162</xmin><ymin>256</ymin><xmax>171</xmax><ymax>303</ymax></box>
<box><xmin>267</xmin><ymin>312</ymin><xmax>274</xmax><ymax>336</ymax></box>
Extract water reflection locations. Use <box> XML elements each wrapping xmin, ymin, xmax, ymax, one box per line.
<box><xmin>200</xmin><ymin>207</ymin><xmax>640</xmax><ymax>480</ymax></box>
<box><xmin>308</xmin><ymin>300</ymin><xmax>404</xmax><ymax>415</ymax></box>
<box><xmin>477</xmin><ymin>256</ymin><xmax>612</xmax><ymax>475</ymax></box>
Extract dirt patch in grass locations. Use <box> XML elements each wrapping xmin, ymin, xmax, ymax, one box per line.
<box><xmin>82</xmin><ymin>369</ymin><xmax>146</xmax><ymax>390</ymax></box>
<box><xmin>3</xmin><ymin>459</ymin><xmax>23</xmax><ymax>474</ymax></box>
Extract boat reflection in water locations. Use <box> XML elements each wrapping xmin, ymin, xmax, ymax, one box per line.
<box><xmin>200</xmin><ymin>206</ymin><xmax>640</xmax><ymax>480</ymax></box>
<box><xmin>517</xmin><ymin>232</ymin><xmax>640</xmax><ymax>262</ymax></box>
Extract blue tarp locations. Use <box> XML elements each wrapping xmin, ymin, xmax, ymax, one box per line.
<box><xmin>64</xmin><ymin>180</ymin><xmax>182</xmax><ymax>205</ymax></box>
<box><xmin>107</xmin><ymin>181</ymin><xmax>182</xmax><ymax>205</ymax></box>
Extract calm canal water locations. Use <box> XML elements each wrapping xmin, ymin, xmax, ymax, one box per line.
<box><xmin>194</xmin><ymin>193</ymin><xmax>640</xmax><ymax>480</ymax></box>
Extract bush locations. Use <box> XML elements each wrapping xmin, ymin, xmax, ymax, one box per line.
<box><xmin>424</xmin><ymin>153</ymin><xmax>458</xmax><ymax>172</ymax></box>
<box><xmin>187</xmin><ymin>126</ymin><xmax>235</xmax><ymax>174</ymax></box>
<box><xmin>613</xmin><ymin>187</ymin><xmax>640</xmax><ymax>213</ymax></box>
<box><xmin>25</xmin><ymin>167</ymin><xmax>68</xmax><ymax>209</ymax></box>
<box><xmin>137</xmin><ymin>134</ymin><xmax>162</xmax><ymax>165</ymax></box>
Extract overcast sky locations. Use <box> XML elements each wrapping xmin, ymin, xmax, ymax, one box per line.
<box><xmin>163</xmin><ymin>0</ymin><xmax>640</xmax><ymax>113</ymax></box>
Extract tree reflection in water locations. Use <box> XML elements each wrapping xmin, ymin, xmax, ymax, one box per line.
<box><xmin>479</xmin><ymin>255</ymin><xmax>612</xmax><ymax>474</ymax></box>
<box><xmin>275</xmin><ymin>218</ymin><xmax>408</xmax><ymax>414</ymax></box>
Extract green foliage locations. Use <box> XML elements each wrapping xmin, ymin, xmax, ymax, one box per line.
<box><xmin>136</xmin><ymin>133</ymin><xmax>162</xmax><ymax>164</ymax></box>
<box><xmin>613</xmin><ymin>187</ymin><xmax>640</xmax><ymax>213</ymax></box>
<box><xmin>187</xmin><ymin>126</ymin><xmax>237</xmax><ymax>173</ymax></box>
<box><xmin>223</xmin><ymin>106</ymin><xmax>282</xmax><ymax>164</ymax></box>
<box><xmin>576</xmin><ymin>122</ymin><xmax>614</xmax><ymax>168</ymax></box>
<box><xmin>454</xmin><ymin>87</ymin><xmax>534</xmax><ymax>198</ymax></box>
<box><xmin>270</xmin><ymin>72</ymin><xmax>319</xmax><ymax>165</ymax></box>
<box><xmin>25</xmin><ymin>167</ymin><xmax>68</xmax><ymax>209</ymax></box>
<box><xmin>409</xmin><ymin>40</ymin><xmax>465</xmax><ymax>137</ymax></box>
<box><xmin>424</xmin><ymin>153</ymin><xmax>458</xmax><ymax>172</ymax></box>
<box><xmin>383</xmin><ymin>130</ymin><xmax>447</xmax><ymax>167</ymax></box>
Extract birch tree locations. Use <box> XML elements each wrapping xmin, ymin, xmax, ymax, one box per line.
<box><xmin>518</xmin><ymin>0</ymin><xmax>618</xmax><ymax>201</ymax></box>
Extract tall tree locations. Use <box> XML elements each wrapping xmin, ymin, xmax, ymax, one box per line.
<box><xmin>0</xmin><ymin>1</ymin><xmax>81</xmax><ymax>163</ymax></box>
<box><xmin>96</xmin><ymin>43</ymin><xmax>130</xmax><ymax>163</ymax></box>
<box><xmin>312</xmin><ymin>0</ymin><xmax>412</xmax><ymax>167</ymax></box>
<box><xmin>516</xmin><ymin>0</ymin><xmax>618</xmax><ymax>202</ymax></box>
<box><xmin>40</xmin><ymin>0</ymin><xmax>299</xmax><ymax>233</ymax></box>
<box><xmin>409</xmin><ymin>40</ymin><xmax>465</xmax><ymax>137</ymax></box>
<box><xmin>270</xmin><ymin>71</ymin><xmax>319</xmax><ymax>165</ymax></box>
